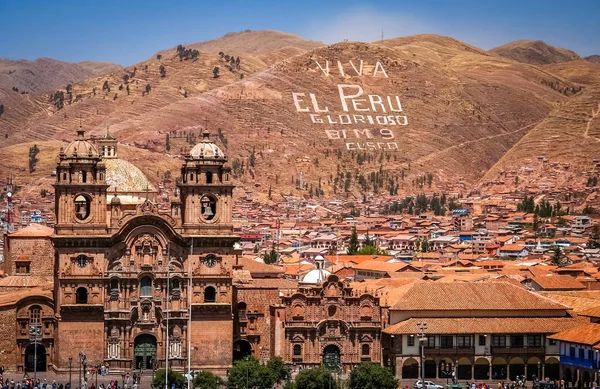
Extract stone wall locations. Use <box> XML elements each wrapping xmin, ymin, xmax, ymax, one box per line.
<box><xmin>5</xmin><ymin>236</ymin><xmax>54</xmax><ymax>277</ymax></box>
<box><xmin>0</xmin><ymin>307</ymin><xmax>18</xmax><ymax>370</ymax></box>
<box><xmin>190</xmin><ymin>310</ymin><xmax>232</xmax><ymax>374</ymax></box>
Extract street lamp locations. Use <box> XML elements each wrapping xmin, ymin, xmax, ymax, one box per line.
<box><xmin>417</xmin><ymin>322</ymin><xmax>428</xmax><ymax>388</ymax></box>
<box><xmin>69</xmin><ymin>356</ymin><xmax>73</xmax><ymax>389</ymax></box>
<box><xmin>28</xmin><ymin>325</ymin><xmax>42</xmax><ymax>382</ymax></box>
<box><xmin>440</xmin><ymin>361</ymin><xmax>454</xmax><ymax>385</ymax></box>
<box><xmin>79</xmin><ymin>351</ymin><xmax>87</xmax><ymax>389</ymax></box>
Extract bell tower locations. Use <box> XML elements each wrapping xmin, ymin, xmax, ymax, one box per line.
<box><xmin>177</xmin><ymin>130</ymin><xmax>234</xmax><ymax>234</ymax></box>
<box><xmin>53</xmin><ymin>129</ymin><xmax>109</xmax><ymax>235</ymax></box>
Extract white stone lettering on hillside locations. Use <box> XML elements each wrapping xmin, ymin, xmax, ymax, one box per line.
<box><xmin>292</xmin><ymin>66</ymin><xmax>406</xmax><ymax>151</ymax></box>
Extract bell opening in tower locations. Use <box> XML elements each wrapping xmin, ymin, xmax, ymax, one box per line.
<box><xmin>201</xmin><ymin>195</ymin><xmax>216</xmax><ymax>221</ymax></box>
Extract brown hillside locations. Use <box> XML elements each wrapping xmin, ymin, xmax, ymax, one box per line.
<box><xmin>0</xmin><ymin>57</ymin><xmax>122</xmax><ymax>93</ymax></box>
<box><xmin>586</xmin><ymin>55</ymin><xmax>600</xmax><ymax>64</ymax></box>
<box><xmin>0</xmin><ymin>32</ymin><xmax>580</xmax><ymax>201</ymax></box>
<box><xmin>490</xmin><ymin>40</ymin><xmax>580</xmax><ymax>65</ymax></box>
<box><xmin>482</xmin><ymin>84</ymin><xmax>600</xmax><ymax>190</ymax></box>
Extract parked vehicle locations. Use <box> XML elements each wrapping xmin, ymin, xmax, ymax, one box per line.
<box><xmin>414</xmin><ymin>381</ymin><xmax>444</xmax><ymax>389</ymax></box>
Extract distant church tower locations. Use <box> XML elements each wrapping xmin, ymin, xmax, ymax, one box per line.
<box><xmin>178</xmin><ymin>130</ymin><xmax>234</xmax><ymax>234</ymax></box>
<box><xmin>53</xmin><ymin>129</ymin><xmax>108</xmax><ymax>235</ymax></box>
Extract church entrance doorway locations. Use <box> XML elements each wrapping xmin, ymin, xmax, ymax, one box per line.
<box><xmin>24</xmin><ymin>343</ymin><xmax>46</xmax><ymax>372</ymax></box>
<box><xmin>323</xmin><ymin>345</ymin><xmax>341</xmax><ymax>371</ymax></box>
<box><xmin>233</xmin><ymin>340</ymin><xmax>252</xmax><ymax>361</ymax></box>
<box><xmin>134</xmin><ymin>334</ymin><xmax>157</xmax><ymax>370</ymax></box>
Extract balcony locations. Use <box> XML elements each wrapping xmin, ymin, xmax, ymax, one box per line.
<box><xmin>423</xmin><ymin>347</ymin><xmax>475</xmax><ymax>356</ymax></box>
<box><xmin>491</xmin><ymin>346</ymin><xmax>545</xmax><ymax>355</ymax></box>
<box><xmin>559</xmin><ymin>355</ymin><xmax>596</xmax><ymax>370</ymax></box>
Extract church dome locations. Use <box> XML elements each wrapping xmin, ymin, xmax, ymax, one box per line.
<box><xmin>301</xmin><ymin>268</ymin><xmax>331</xmax><ymax>284</ymax></box>
<box><xmin>104</xmin><ymin>158</ymin><xmax>155</xmax><ymax>193</ymax></box>
<box><xmin>189</xmin><ymin>130</ymin><xmax>226</xmax><ymax>160</ymax></box>
<box><xmin>64</xmin><ymin>130</ymin><xmax>98</xmax><ymax>157</ymax></box>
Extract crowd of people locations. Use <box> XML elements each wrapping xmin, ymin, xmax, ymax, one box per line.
<box><xmin>0</xmin><ymin>373</ymin><xmax>143</xmax><ymax>389</ymax></box>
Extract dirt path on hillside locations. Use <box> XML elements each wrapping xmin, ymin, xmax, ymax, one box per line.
<box><xmin>414</xmin><ymin>121</ymin><xmax>539</xmax><ymax>166</ymax></box>
<box><xmin>583</xmin><ymin>102</ymin><xmax>600</xmax><ymax>141</ymax></box>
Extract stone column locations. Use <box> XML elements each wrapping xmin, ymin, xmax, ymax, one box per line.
<box><xmin>525</xmin><ymin>364</ymin><xmax>528</xmax><ymax>380</ymax></box>
<box><xmin>542</xmin><ymin>364</ymin><xmax>545</xmax><ymax>380</ymax></box>
<box><xmin>489</xmin><ymin>362</ymin><xmax>493</xmax><ymax>381</ymax></box>
<box><xmin>471</xmin><ymin>364</ymin><xmax>475</xmax><ymax>381</ymax></box>
<box><xmin>507</xmin><ymin>364</ymin><xmax>511</xmax><ymax>380</ymax></box>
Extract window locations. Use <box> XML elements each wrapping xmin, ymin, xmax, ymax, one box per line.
<box><xmin>588</xmin><ymin>350</ymin><xmax>593</xmax><ymax>360</ymax></box>
<box><xmin>457</xmin><ymin>336</ymin><xmax>471</xmax><ymax>348</ymax></box>
<box><xmin>510</xmin><ymin>335</ymin><xmax>524</xmax><ymax>347</ymax></box>
<box><xmin>77</xmin><ymin>254</ymin><xmax>88</xmax><ymax>268</ymax></box>
<box><xmin>579</xmin><ymin>348</ymin><xmax>585</xmax><ymax>359</ymax></box>
<box><xmin>570</xmin><ymin>347</ymin><xmax>575</xmax><ymax>357</ymax></box>
<box><xmin>238</xmin><ymin>302</ymin><xmax>247</xmax><ymax>321</ymax></box>
<box><xmin>110</xmin><ymin>279</ymin><xmax>119</xmax><ymax>291</ymax></box>
<box><xmin>441</xmin><ymin>336</ymin><xmax>453</xmax><ymax>348</ymax></box>
<box><xmin>492</xmin><ymin>335</ymin><xmax>506</xmax><ymax>347</ymax></box>
<box><xmin>528</xmin><ymin>335</ymin><xmax>542</xmax><ymax>347</ymax></box>
<box><xmin>76</xmin><ymin>287</ymin><xmax>88</xmax><ymax>304</ymax></box>
<box><xmin>74</xmin><ymin>194</ymin><xmax>91</xmax><ymax>220</ymax></box>
<box><xmin>200</xmin><ymin>195</ymin><xmax>216</xmax><ymax>221</ymax></box>
<box><xmin>140</xmin><ymin>277</ymin><xmax>152</xmax><ymax>297</ymax></box>
<box><xmin>293</xmin><ymin>344</ymin><xmax>302</xmax><ymax>356</ymax></box>
<box><xmin>171</xmin><ymin>279</ymin><xmax>180</xmax><ymax>290</ymax></box>
<box><xmin>362</xmin><ymin>344</ymin><xmax>370</xmax><ymax>356</ymax></box>
<box><xmin>29</xmin><ymin>306</ymin><xmax>41</xmax><ymax>326</ymax></box>
<box><xmin>479</xmin><ymin>335</ymin><xmax>487</xmax><ymax>346</ymax></box>
<box><xmin>204</xmin><ymin>286</ymin><xmax>216</xmax><ymax>303</ymax></box>
<box><xmin>17</xmin><ymin>264</ymin><xmax>30</xmax><ymax>274</ymax></box>
<box><xmin>425</xmin><ymin>336</ymin><xmax>435</xmax><ymax>348</ymax></box>
<box><xmin>408</xmin><ymin>335</ymin><xmax>415</xmax><ymax>347</ymax></box>
<box><xmin>549</xmin><ymin>339</ymin><xmax>557</xmax><ymax>346</ymax></box>
<box><xmin>206</xmin><ymin>172</ymin><xmax>213</xmax><ymax>184</ymax></box>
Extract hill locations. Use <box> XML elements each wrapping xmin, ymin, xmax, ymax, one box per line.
<box><xmin>0</xmin><ymin>31</ymin><xmax>587</xmax><ymax>202</ymax></box>
<box><xmin>482</xmin><ymin>84</ymin><xmax>600</xmax><ymax>192</ymax></box>
<box><xmin>0</xmin><ymin>57</ymin><xmax>122</xmax><ymax>93</ymax></box>
<box><xmin>586</xmin><ymin>55</ymin><xmax>600</xmax><ymax>64</ymax></box>
<box><xmin>490</xmin><ymin>40</ymin><xmax>580</xmax><ymax>65</ymax></box>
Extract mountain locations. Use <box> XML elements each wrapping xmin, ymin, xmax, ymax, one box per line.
<box><xmin>0</xmin><ymin>57</ymin><xmax>122</xmax><ymax>93</ymax></box>
<box><xmin>490</xmin><ymin>40</ymin><xmax>580</xmax><ymax>65</ymax></box>
<box><xmin>586</xmin><ymin>55</ymin><xmax>600</xmax><ymax>63</ymax></box>
<box><xmin>1</xmin><ymin>32</ymin><xmax>576</xmax><ymax>200</ymax></box>
<box><xmin>482</xmin><ymin>83</ymin><xmax>600</xmax><ymax>193</ymax></box>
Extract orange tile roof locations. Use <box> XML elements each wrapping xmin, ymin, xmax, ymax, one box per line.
<box><xmin>548</xmin><ymin>323</ymin><xmax>600</xmax><ymax>345</ymax></box>
<box><xmin>390</xmin><ymin>281</ymin><xmax>570</xmax><ymax>311</ymax></box>
<box><xmin>10</xmin><ymin>223</ymin><xmax>53</xmax><ymax>237</ymax></box>
<box><xmin>384</xmin><ymin>317</ymin><xmax>582</xmax><ymax>335</ymax></box>
<box><xmin>324</xmin><ymin>255</ymin><xmax>394</xmax><ymax>265</ymax></box>
<box><xmin>531</xmin><ymin>275</ymin><xmax>586</xmax><ymax>291</ymax></box>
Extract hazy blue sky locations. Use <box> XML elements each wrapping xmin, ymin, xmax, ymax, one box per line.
<box><xmin>1</xmin><ymin>0</ymin><xmax>599</xmax><ymax>66</ymax></box>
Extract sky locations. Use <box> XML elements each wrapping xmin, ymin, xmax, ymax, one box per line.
<box><xmin>0</xmin><ymin>0</ymin><xmax>599</xmax><ymax>66</ymax></box>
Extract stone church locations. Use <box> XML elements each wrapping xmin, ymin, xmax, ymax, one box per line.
<box><xmin>0</xmin><ymin>129</ymin><xmax>386</xmax><ymax>374</ymax></box>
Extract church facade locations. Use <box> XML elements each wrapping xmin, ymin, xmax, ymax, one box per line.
<box><xmin>0</xmin><ymin>129</ymin><xmax>387</xmax><ymax>375</ymax></box>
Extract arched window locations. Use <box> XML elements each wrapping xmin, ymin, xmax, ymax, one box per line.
<box><xmin>77</xmin><ymin>254</ymin><xmax>88</xmax><ymax>268</ymax></box>
<box><xmin>74</xmin><ymin>195</ymin><xmax>91</xmax><ymax>220</ymax></box>
<box><xmin>204</xmin><ymin>286</ymin><xmax>216</xmax><ymax>303</ymax></box>
<box><xmin>293</xmin><ymin>344</ymin><xmax>302</xmax><ymax>356</ymax></box>
<box><xmin>76</xmin><ymin>287</ymin><xmax>88</xmax><ymax>304</ymax></box>
<box><xmin>361</xmin><ymin>344</ymin><xmax>370</xmax><ymax>356</ymax></box>
<box><xmin>237</xmin><ymin>302</ymin><xmax>247</xmax><ymax>320</ymax></box>
<box><xmin>200</xmin><ymin>195</ymin><xmax>216</xmax><ymax>221</ymax></box>
<box><xmin>171</xmin><ymin>278</ymin><xmax>180</xmax><ymax>290</ymax></box>
<box><xmin>29</xmin><ymin>306</ymin><xmax>41</xmax><ymax>325</ymax></box>
<box><xmin>206</xmin><ymin>172</ymin><xmax>213</xmax><ymax>184</ymax></box>
<box><xmin>140</xmin><ymin>277</ymin><xmax>152</xmax><ymax>297</ymax></box>
<box><xmin>110</xmin><ymin>278</ymin><xmax>119</xmax><ymax>291</ymax></box>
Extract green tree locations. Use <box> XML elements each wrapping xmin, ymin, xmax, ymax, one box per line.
<box><xmin>29</xmin><ymin>144</ymin><xmax>40</xmax><ymax>173</ymax></box>
<box><xmin>421</xmin><ymin>237</ymin><xmax>429</xmax><ymax>253</ymax></box>
<box><xmin>193</xmin><ymin>371</ymin><xmax>223</xmax><ymax>389</ymax></box>
<box><xmin>160</xmin><ymin>64</ymin><xmax>167</xmax><ymax>78</ymax></box>
<box><xmin>549</xmin><ymin>245</ymin><xmax>567</xmax><ymax>267</ymax></box>
<box><xmin>263</xmin><ymin>248</ymin><xmax>278</xmax><ymax>264</ymax></box>
<box><xmin>165</xmin><ymin>134</ymin><xmax>171</xmax><ymax>152</ymax></box>
<box><xmin>226</xmin><ymin>357</ymin><xmax>276</xmax><ymax>389</ymax></box>
<box><xmin>152</xmin><ymin>368</ymin><xmax>186</xmax><ymax>389</ymax></box>
<box><xmin>123</xmin><ymin>74</ymin><xmax>130</xmax><ymax>84</ymax></box>
<box><xmin>213</xmin><ymin>67</ymin><xmax>220</xmax><ymax>78</ymax></box>
<box><xmin>267</xmin><ymin>356</ymin><xmax>291</xmax><ymax>383</ymax></box>
<box><xmin>532</xmin><ymin>213</ymin><xmax>540</xmax><ymax>232</ymax></box>
<box><xmin>145</xmin><ymin>84</ymin><xmax>152</xmax><ymax>94</ymax></box>
<box><xmin>156</xmin><ymin>54</ymin><xmax>163</xmax><ymax>60</ymax></box>
<box><xmin>295</xmin><ymin>367</ymin><xmax>337</xmax><ymax>389</ymax></box>
<box><xmin>349</xmin><ymin>362</ymin><xmax>398</xmax><ymax>389</ymax></box>
<box><xmin>0</xmin><ymin>104</ymin><xmax>4</xmax><ymax>117</ymax></box>
<box><xmin>347</xmin><ymin>227</ymin><xmax>359</xmax><ymax>255</ymax></box>
<box><xmin>589</xmin><ymin>225</ymin><xmax>600</xmax><ymax>249</ymax></box>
